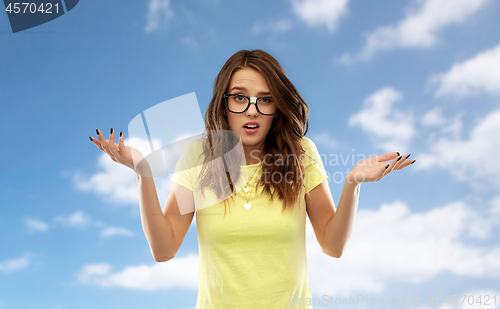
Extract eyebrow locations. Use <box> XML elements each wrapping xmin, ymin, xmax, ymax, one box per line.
<box><xmin>228</xmin><ymin>86</ymin><xmax>272</xmax><ymax>96</ymax></box>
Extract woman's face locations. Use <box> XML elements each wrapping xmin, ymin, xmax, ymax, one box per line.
<box><xmin>225</xmin><ymin>67</ymin><xmax>276</xmax><ymax>153</ymax></box>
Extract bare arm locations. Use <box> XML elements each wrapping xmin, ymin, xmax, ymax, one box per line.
<box><xmin>324</xmin><ymin>178</ymin><xmax>360</xmax><ymax>257</ymax></box>
<box><xmin>137</xmin><ymin>166</ymin><xmax>194</xmax><ymax>262</ymax></box>
<box><xmin>137</xmin><ymin>171</ymin><xmax>172</xmax><ymax>262</ymax></box>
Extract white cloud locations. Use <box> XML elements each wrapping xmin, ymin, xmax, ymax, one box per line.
<box><xmin>339</xmin><ymin>0</ymin><xmax>490</xmax><ymax>63</ymax></box>
<box><xmin>420</xmin><ymin>108</ymin><xmax>467</xmax><ymax>142</ymax></box>
<box><xmin>145</xmin><ymin>0</ymin><xmax>174</xmax><ymax>33</ymax></box>
<box><xmin>54</xmin><ymin>210</ymin><xmax>92</xmax><ymax>228</ymax></box>
<box><xmin>438</xmin><ymin>111</ymin><xmax>466</xmax><ymax>140</ymax></box>
<box><xmin>76</xmin><ymin>254</ymin><xmax>198</xmax><ymax>290</ymax></box>
<box><xmin>306</xmin><ymin>199</ymin><xmax>500</xmax><ymax>296</ymax></box>
<box><xmin>490</xmin><ymin>197</ymin><xmax>500</xmax><ymax>218</ymax></box>
<box><xmin>415</xmin><ymin>108</ymin><xmax>500</xmax><ymax>189</ymax></box>
<box><xmin>77</xmin><ymin>263</ymin><xmax>112</xmax><ymax>281</ymax></box>
<box><xmin>23</xmin><ymin>211</ymin><xmax>138</xmax><ymax>240</ymax></box>
<box><xmin>73</xmin><ymin>150</ymin><xmax>139</xmax><ymax>206</ymax></box>
<box><xmin>291</xmin><ymin>0</ymin><xmax>348</xmax><ymax>32</ymax></box>
<box><xmin>0</xmin><ymin>255</ymin><xmax>29</xmax><ymax>273</ymax></box>
<box><xmin>24</xmin><ymin>217</ymin><xmax>48</xmax><ymax>232</ymax></box>
<box><xmin>100</xmin><ymin>227</ymin><xmax>134</xmax><ymax>238</ymax></box>
<box><xmin>311</xmin><ymin>132</ymin><xmax>340</xmax><ymax>149</ymax></box>
<box><xmin>349</xmin><ymin>87</ymin><xmax>414</xmax><ymax>154</ymax></box>
<box><xmin>432</xmin><ymin>43</ymin><xmax>500</xmax><ymax>97</ymax></box>
<box><xmin>24</xmin><ymin>211</ymin><xmax>137</xmax><ymax>239</ymax></box>
<box><xmin>421</xmin><ymin>107</ymin><xmax>446</xmax><ymax>126</ymax></box>
<box><xmin>250</xmin><ymin>19</ymin><xmax>292</xmax><ymax>36</ymax></box>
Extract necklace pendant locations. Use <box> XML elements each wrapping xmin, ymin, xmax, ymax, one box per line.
<box><xmin>244</xmin><ymin>203</ymin><xmax>252</xmax><ymax>210</ymax></box>
<box><xmin>243</xmin><ymin>187</ymin><xmax>249</xmax><ymax>194</ymax></box>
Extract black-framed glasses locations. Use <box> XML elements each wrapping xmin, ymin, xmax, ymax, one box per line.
<box><xmin>223</xmin><ymin>93</ymin><xmax>277</xmax><ymax>116</ymax></box>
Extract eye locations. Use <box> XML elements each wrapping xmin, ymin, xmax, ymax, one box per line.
<box><xmin>260</xmin><ymin>97</ymin><xmax>272</xmax><ymax>103</ymax></box>
<box><xmin>235</xmin><ymin>95</ymin><xmax>246</xmax><ymax>102</ymax></box>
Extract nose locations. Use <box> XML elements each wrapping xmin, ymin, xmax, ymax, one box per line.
<box><xmin>245</xmin><ymin>101</ymin><xmax>259</xmax><ymax>117</ymax></box>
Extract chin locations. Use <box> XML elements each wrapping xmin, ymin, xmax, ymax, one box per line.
<box><xmin>240</xmin><ymin>134</ymin><xmax>265</xmax><ymax>145</ymax></box>
<box><xmin>241</xmin><ymin>136</ymin><xmax>262</xmax><ymax>145</ymax></box>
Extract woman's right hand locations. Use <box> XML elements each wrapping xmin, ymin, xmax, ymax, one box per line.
<box><xmin>90</xmin><ymin>128</ymin><xmax>148</xmax><ymax>174</ymax></box>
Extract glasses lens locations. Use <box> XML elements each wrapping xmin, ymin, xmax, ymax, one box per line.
<box><xmin>226</xmin><ymin>95</ymin><xmax>276</xmax><ymax>115</ymax></box>
<box><xmin>227</xmin><ymin>95</ymin><xmax>249</xmax><ymax>113</ymax></box>
<box><xmin>256</xmin><ymin>97</ymin><xmax>276</xmax><ymax>115</ymax></box>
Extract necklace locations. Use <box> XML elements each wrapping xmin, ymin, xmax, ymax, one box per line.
<box><xmin>242</xmin><ymin>166</ymin><xmax>260</xmax><ymax>210</ymax></box>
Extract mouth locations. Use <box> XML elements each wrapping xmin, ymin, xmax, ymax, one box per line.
<box><xmin>243</xmin><ymin>122</ymin><xmax>259</xmax><ymax>129</ymax></box>
<box><xmin>243</xmin><ymin>122</ymin><xmax>259</xmax><ymax>134</ymax></box>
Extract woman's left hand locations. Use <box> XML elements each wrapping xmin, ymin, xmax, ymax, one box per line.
<box><xmin>347</xmin><ymin>152</ymin><xmax>415</xmax><ymax>184</ymax></box>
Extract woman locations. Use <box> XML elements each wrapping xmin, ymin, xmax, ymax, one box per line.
<box><xmin>90</xmin><ymin>49</ymin><xmax>415</xmax><ymax>308</ymax></box>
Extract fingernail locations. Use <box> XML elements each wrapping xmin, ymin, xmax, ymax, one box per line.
<box><xmin>396</xmin><ymin>152</ymin><xmax>400</xmax><ymax>156</ymax></box>
<box><xmin>386</xmin><ymin>164</ymin><xmax>389</xmax><ymax>169</ymax></box>
<box><xmin>406</xmin><ymin>154</ymin><xmax>411</xmax><ymax>159</ymax></box>
<box><xmin>120</xmin><ymin>131</ymin><xmax>123</xmax><ymax>137</ymax></box>
<box><xmin>96</xmin><ymin>129</ymin><xmax>99</xmax><ymax>135</ymax></box>
<box><xmin>411</xmin><ymin>160</ymin><xmax>416</xmax><ymax>164</ymax></box>
<box><xmin>110</xmin><ymin>128</ymin><xmax>113</xmax><ymax>134</ymax></box>
<box><xmin>397</xmin><ymin>156</ymin><xmax>402</xmax><ymax>161</ymax></box>
<box><xmin>89</xmin><ymin>137</ymin><xmax>93</xmax><ymax>142</ymax></box>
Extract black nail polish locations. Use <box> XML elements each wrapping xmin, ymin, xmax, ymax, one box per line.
<box><xmin>96</xmin><ymin>129</ymin><xmax>99</xmax><ymax>135</ymax></box>
<box><xmin>89</xmin><ymin>136</ymin><xmax>93</xmax><ymax>142</ymax></box>
<box><xmin>396</xmin><ymin>152</ymin><xmax>400</xmax><ymax>156</ymax></box>
<box><xmin>110</xmin><ymin>128</ymin><xmax>113</xmax><ymax>134</ymax></box>
<box><xmin>120</xmin><ymin>131</ymin><xmax>123</xmax><ymax>137</ymax></box>
<box><xmin>411</xmin><ymin>160</ymin><xmax>416</xmax><ymax>164</ymax></box>
<box><xmin>406</xmin><ymin>154</ymin><xmax>411</xmax><ymax>159</ymax></box>
<box><xmin>386</xmin><ymin>164</ymin><xmax>389</xmax><ymax>169</ymax></box>
<box><xmin>397</xmin><ymin>156</ymin><xmax>402</xmax><ymax>161</ymax></box>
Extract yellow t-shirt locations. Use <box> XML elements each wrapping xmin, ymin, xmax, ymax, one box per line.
<box><xmin>170</xmin><ymin>136</ymin><xmax>328</xmax><ymax>309</ymax></box>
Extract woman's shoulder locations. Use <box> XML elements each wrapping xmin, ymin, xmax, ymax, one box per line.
<box><xmin>185</xmin><ymin>137</ymin><xmax>204</xmax><ymax>151</ymax></box>
<box><xmin>301</xmin><ymin>136</ymin><xmax>323</xmax><ymax>166</ymax></box>
<box><xmin>177</xmin><ymin>137</ymin><xmax>205</xmax><ymax>164</ymax></box>
<box><xmin>302</xmin><ymin>136</ymin><xmax>319</xmax><ymax>151</ymax></box>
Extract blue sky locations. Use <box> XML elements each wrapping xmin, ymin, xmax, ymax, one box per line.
<box><xmin>1</xmin><ymin>0</ymin><xmax>500</xmax><ymax>308</ymax></box>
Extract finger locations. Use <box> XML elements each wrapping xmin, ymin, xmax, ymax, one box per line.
<box><xmin>377</xmin><ymin>151</ymin><xmax>400</xmax><ymax>162</ymax></box>
<box><xmin>108</xmin><ymin>128</ymin><xmax>119</xmax><ymax>162</ymax></box>
<box><xmin>397</xmin><ymin>157</ymin><xmax>416</xmax><ymax>170</ymax></box>
<box><xmin>394</xmin><ymin>154</ymin><xmax>411</xmax><ymax>170</ymax></box>
<box><xmin>89</xmin><ymin>136</ymin><xmax>104</xmax><ymax>151</ymax></box>
<box><xmin>388</xmin><ymin>155</ymin><xmax>403</xmax><ymax>172</ymax></box>
<box><xmin>96</xmin><ymin>129</ymin><xmax>105</xmax><ymax>150</ymax></box>
<box><xmin>118</xmin><ymin>131</ymin><xmax>124</xmax><ymax>153</ymax></box>
<box><xmin>97</xmin><ymin>128</ymin><xmax>111</xmax><ymax>156</ymax></box>
<box><xmin>375</xmin><ymin>159</ymin><xmax>392</xmax><ymax>181</ymax></box>
<box><xmin>377</xmin><ymin>162</ymin><xmax>391</xmax><ymax>180</ymax></box>
<box><xmin>379</xmin><ymin>156</ymin><xmax>400</xmax><ymax>179</ymax></box>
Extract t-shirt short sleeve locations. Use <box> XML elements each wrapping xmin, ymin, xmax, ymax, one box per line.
<box><xmin>302</xmin><ymin>137</ymin><xmax>328</xmax><ymax>194</ymax></box>
<box><xmin>170</xmin><ymin>139</ymin><xmax>203</xmax><ymax>191</ymax></box>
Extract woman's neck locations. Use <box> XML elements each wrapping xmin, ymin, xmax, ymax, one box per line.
<box><xmin>243</xmin><ymin>142</ymin><xmax>265</xmax><ymax>165</ymax></box>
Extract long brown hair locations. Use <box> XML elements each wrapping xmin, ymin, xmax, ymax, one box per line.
<box><xmin>197</xmin><ymin>49</ymin><xmax>310</xmax><ymax>217</ymax></box>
